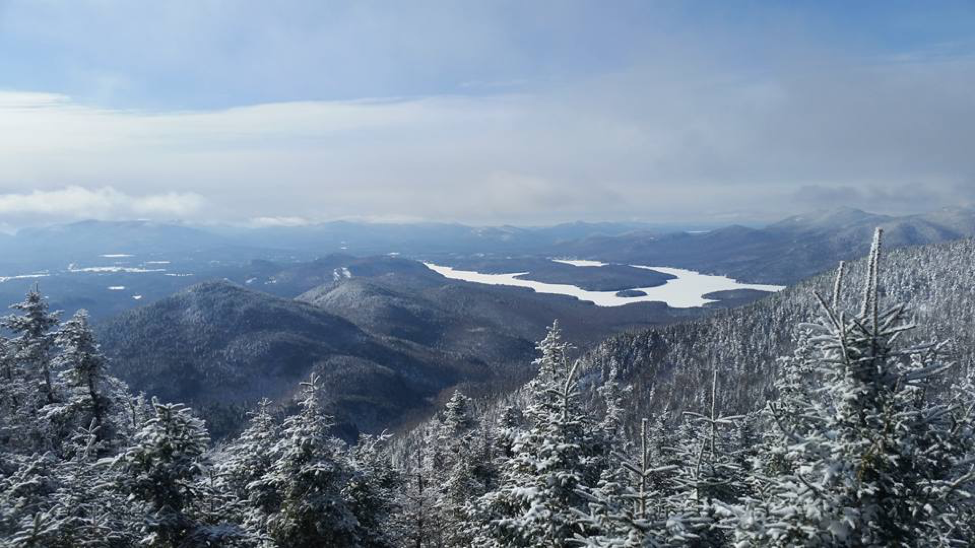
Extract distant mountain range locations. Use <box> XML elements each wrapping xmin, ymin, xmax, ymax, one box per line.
<box><xmin>1</xmin><ymin>206</ymin><xmax>973</xmax><ymax>286</ymax></box>
<box><xmin>551</xmin><ymin>206</ymin><xmax>975</xmax><ymax>284</ymax></box>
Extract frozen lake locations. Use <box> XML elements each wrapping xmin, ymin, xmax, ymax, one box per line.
<box><xmin>424</xmin><ymin>260</ymin><xmax>784</xmax><ymax>308</ymax></box>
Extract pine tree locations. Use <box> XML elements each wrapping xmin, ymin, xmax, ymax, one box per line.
<box><xmin>575</xmin><ymin>416</ymin><xmax>682</xmax><ymax>548</ymax></box>
<box><xmin>114</xmin><ymin>400</ymin><xmax>214</xmax><ymax>547</ymax></box>
<box><xmin>3</xmin><ymin>285</ymin><xmax>60</xmax><ymax>406</ymax></box>
<box><xmin>398</xmin><ymin>443</ymin><xmax>435</xmax><ymax>548</ymax></box>
<box><xmin>668</xmin><ymin>371</ymin><xmax>744</xmax><ymax>547</ymax></box>
<box><xmin>254</xmin><ymin>373</ymin><xmax>359</xmax><ymax>547</ymax></box>
<box><xmin>51</xmin><ymin>310</ymin><xmax>119</xmax><ymax>457</ymax></box>
<box><xmin>728</xmin><ymin>229</ymin><xmax>975</xmax><ymax>546</ymax></box>
<box><xmin>345</xmin><ymin>431</ymin><xmax>402</xmax><ymax>548</ymax></box>
<box><xmin>217</xmin><ymin>397</ymin><xmax>279</xmax><ymax>538</ymax></box>
<box><xmin>1</xmin><ymin>286</ymin><xmax>61</xmax><ymax>453</ymax></box>
<box><xmin>429</xmin><ymin>390</ymin><xmax>486</xmax><ymax>547</ymax></box>
<box><xmin>472</xmin><ymin>321</ymin><xmax>599</xmax><ymax>547</ymax></box>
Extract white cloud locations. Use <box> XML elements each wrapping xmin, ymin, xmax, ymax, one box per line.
<box><xmin>248</xmin><ymin>216</ymin><xmax>312</xmax><ymax>227</ymax></box>
<box><xmin>0</xmin><ymin>46</ymin><xmax>972</xmax><ymax>226</ymax></box>
<box><xmin>0</xmin><ymin>186</ymin><xmax>204</xmax><ymax>222</ymax></box>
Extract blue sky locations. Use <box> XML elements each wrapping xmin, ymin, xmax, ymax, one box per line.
<box><xmin>0</xmin><ymin>0</ymin><xmax>972</xmax><ymax>226</ymax></box>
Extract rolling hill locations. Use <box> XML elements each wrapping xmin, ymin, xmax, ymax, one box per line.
<box><xmin>96</xmin><ymin>280</ymin><xmax>490</xmax><ymax>438</ymax></box>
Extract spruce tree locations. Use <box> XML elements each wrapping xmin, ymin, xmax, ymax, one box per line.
<box><xmin>255</xmin><ymin>373</ymin><xmax>359</xmax><ymax>547</ymax></box>
<box><xmin>52</xmin><ymin>310</ymin><xmax>118</xmax><ymax>457</ymax></box>
<box><xmin>114</xmin><ymin>401</ymin><xmax>214</xmax><ymax>547</ymax></box>
<box><xmin>473</xmin><ymin>321</ymin><xmax>599</xmax><ymax>547</ymax></box>
<box><xmin>729</xmin><ymin>229</ymin><xmax>975</xmax><ymax>546</ymax></box>
<box><xmin>3</xmin><ymin>285</ymin><xmax>60</xmax><ymax>406</ymax></box>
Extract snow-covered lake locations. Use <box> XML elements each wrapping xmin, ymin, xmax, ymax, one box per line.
<box><xmin>424</xmin><ymin>260</ymin><xmax>785</xmax><ymax>308</ymax></box>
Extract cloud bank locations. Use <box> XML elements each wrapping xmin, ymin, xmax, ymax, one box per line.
<box><xmin>0</xmin><ymin>186</ymin><xmax>204</xmax><ymax>224</ymax></box>
<box><xmin>0</xmin><ymin>2</ymin><xmax>971</xmax><ymax>225</ymax></box>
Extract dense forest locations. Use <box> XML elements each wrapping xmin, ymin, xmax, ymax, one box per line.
<box><xmin>3</xmin><ymin>230</ymin><xmax>975</xmax><ymax>547</ymax></box>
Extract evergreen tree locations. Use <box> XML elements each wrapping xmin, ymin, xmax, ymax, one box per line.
<box><xmin>51</xmin><ymin>311</ymin><xmax>120</xmax><ymax>457</ymax></box>
<box><xmin>1</xmin><ymin>286</ymin><xmax>60</xmax><ymax>453</ymax></box>
<box><xmin>728</xmin><ymin>229</ymin><xmax>975</xmax><ymax>546</ymax></box>
<box><xmin>668</xmin><ymin>371</ymin><xmax>744</xmax><ymax>547</ymax></box>
<box><xmin>217</xmin><ymin>398</ymin><xmax>279</xmax><ymax>539</ymax></box>
<box><xmin>114</xmin><ymin>401</ymin><xmax>218</xmax><ymax>547</ymax></box>
<box><xmin>345</xmin><ymin>431</ymin><xmax>402</xmax><ymax>548</ymax></box>
<box><xmin>473</xmin><ymin>322</ymin><xmax>599</xmax><ymax>547</ymax></box>
<box><xmin>3</xmin><ymin>285</ymin><xmax>60</xmax><ymax>405</ymax></box>
<box><xmin>431</xmin><ymin>390</ymin><xmax>486</xmax><ymax>547</ymax></box>
<box><xmin>575</xmin><ymin>417</ymin><xmax>681</xmax><ymax>548</ymax></box>
<box><xmin>254</xmin><ymin>373</ymin><xmax>359</xmax><ymax>547</ymax></box>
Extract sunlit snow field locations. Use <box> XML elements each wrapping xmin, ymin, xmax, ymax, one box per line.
<box><xmin>424</xmin><ymin>259</ymin><xmax>784</xmax><ymax>308</ymax></box>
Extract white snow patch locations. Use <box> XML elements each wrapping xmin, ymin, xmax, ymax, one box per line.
<box><xmin>423</xmin><ymin>261</ymin><xmax>785</xmax><ymax>308</ymax></box>
<box><xmin>107</xmin><ymin>286</ymin><xmax>125</xmax><ymax>290</ymax></box>
<box><xmin>0</xmin><ymin>273</ymin><xmax>50</xmax><ymax>283</ymax></box>
<box><xmin>132</xmin><ymin>295</ymin><xmax>143</xmax><ymax>300</ymax></box>
<box><xmin>144</xmin><ymin>260</ymin><xmax>171</xmax><ymax>265</ymax></box>
<box><xmin>100</xmin><ymin>254</ymin><xmax>133</xmax><ymax>258</ymax></box>
<box><xmin>164</xmin><ymin>273</ymin><xmax>194</xmax><ymax>277</ymax></box>
<box><xmin>69</xmin><ymin>265</ymin><xmax>166</xmax><ymax>273</ymax></box>
<box><xmin>551</xmin><ymin>259</ymin><xmax>609</xmax><ymax>268</ymax></box>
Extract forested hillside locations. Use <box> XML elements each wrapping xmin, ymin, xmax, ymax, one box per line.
<box><xmin>577</xmin><ymin>235</ymin><xmax>975</xmax><ymax>424</ymax></box>
<box><xmin>4</xmin><ymin>232</ymin><xmax>975</xmax><ymax>547</ymax></box>
<box><xmin>96</xmin><ymin>256</ymin><xmax>706</xmax><ymax>439</ymax></box>
<box><xmin>96</xmin><ymin>280</ymin><xmax>493</xmax><ymax>438</ymax></box>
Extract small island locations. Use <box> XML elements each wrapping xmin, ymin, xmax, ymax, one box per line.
<box><xmin>615</xmin><ymin>288</ymin><xmax>648</xmax><ymax>298</ymax></box>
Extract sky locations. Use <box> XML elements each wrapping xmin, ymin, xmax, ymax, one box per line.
<box><xmin>0</xmin><ymin>0</ymin><xmax>973</xmax><ymax>227</ymax></box>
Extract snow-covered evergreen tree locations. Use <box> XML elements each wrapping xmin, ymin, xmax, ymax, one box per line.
<box><xmin>1</xmin><ymin>286</ymin><xmax>61</xmax><ymax>454</ymax></box>
<box><xmin>3</xmin><ymin>285</ymin><xmax>60</xmax><ymax>405</ymax></box>
<box><xmin>49</xmin><ymin>310</ymin><xmax>123</xmax><ymax>458</ymax></box>
<box><xmin>344</xmin><ymin>431</ymin><xmax>402</xmax><ymax>548</ymax></box>
<box><xmin>667</xmin><ymin>371</ymin><xmax>744</xmax><ymax>547</ymax></box>
<box><xmin>472</xmin><ymin>321</ymin><xmax>600</xmax><ymax>547</ymax></box>
<box><xmin>428</xmin><ymin>390</ymin><xmax>488</xmax><ymax>547</ymax></box>
<box><xmin>727</xmin><ymin>229</ymin><xmax>975</xmax><ymax>546</ymax></box>
<box><xmin>215</xmin><ymin>397</ymin><xmax>279</xmax><ymax>541</ymax></box>
<box><xmin>575</xmin><ymin>415</ymin><xmax>682</xmax><ymax>548</ymax></box>
<box><xmin>113</xmin><ymin>400</ymin><xmax>230</xmax><ymax>547</ymax></box>
<box><xmin>252</xmin><ymin>373</ymin><xmax>360</xmax><ymax>547</ymax></box>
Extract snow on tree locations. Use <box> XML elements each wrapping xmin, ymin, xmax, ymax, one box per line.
<box><xmin>3</xmin><ymin>285</ymin><xmax>60</xmax><ymax>405</ymax></box>
<box><xmin>46</xmin><ymin>310</ymin><xmax>125</xmax><ymax>458</ymax></box>
<box><xmin>574</xmin><ymin>415</ymin><xmax>682</xmax><ymax>548</ymax></box>
<box><xmin>251</xmin><ymin>372</ymin><xmax>361</xmax><ymax>547</ymax></box>
<box><xmin>472</xmin><ymin>321</ymin><xmax>602</xmax><ymax>547</ymax></box>
<box><xmin>113</xmin><ymin>400</ymin><xmax>231</xmax><ymax>547</ymax></box>
<box><xmin>426</xmin><ymin>390</ymin><xmax>488</xmax><ymax>547</ymax></box>
<box><xmin>0</xmin><ymin>286</ymin><xmax>61</xmax><ymax>454</ymax></box>
<box><xmin>215</xmin><ymin>397</ymin><xmax>279</xmax><ymax>539</ymax></box>
<box><xmin>726</xmin><ymin>229</ymin><xmax>975</xmax><ymax>546</ymax></box>
<box><xmin>344</xmin><ymin>431</ymin><xmax>403</xmax><ymax>548</ymax></box>
<box><xmin>667</xmin><ymin>371</ymin><xmax>745</xmax><ymax>547</ymax></box>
